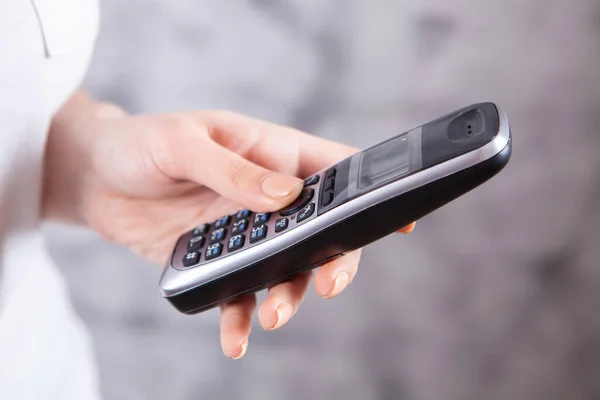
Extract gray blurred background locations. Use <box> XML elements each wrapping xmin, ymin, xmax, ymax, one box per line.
<box><xmin>44</xmin><ymin>0</ymin><xmax>600</xmax><ymax>399</ymax></box>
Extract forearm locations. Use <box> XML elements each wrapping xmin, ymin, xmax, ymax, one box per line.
<box><xmin>42</xmin><ymin>90</ymin><xmax>124</xmax><ymax>224</ymax></box>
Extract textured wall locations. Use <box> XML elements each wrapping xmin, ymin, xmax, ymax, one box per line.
<box><xmin>46</xmin><ymin>1</ymin><xmax>600</xmax><ymax>399</ymax></box>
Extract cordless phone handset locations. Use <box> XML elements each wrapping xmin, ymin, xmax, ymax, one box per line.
<box><xmin>160</xmin><ymin>102</ymin><xmax>512</xmax><ymax>315</ymax></box>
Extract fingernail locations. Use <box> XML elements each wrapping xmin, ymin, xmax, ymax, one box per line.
<box><xmin>232</xmin><ymin>337</ymin><xmax>248</xmax><ymax>360</ymax></box>
<box><xmin>262</xmin><ymin>174</ymin><xmax>302</xmax><ymax>198</ymax></box>
<box><xmin>325</xmin><ymin>272</ymin><xmax>349</xmax><ymax>299</ymax></box>
<box><xmin>269</xmin><ymin>303</ymin><xmax>294</xmax><ymax>331</ymax></box>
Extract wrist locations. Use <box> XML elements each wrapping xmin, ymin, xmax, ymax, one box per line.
<box><xmin>42</xmin><ymin>91</ymin><xmax>125</xmax><ymax>225</ymax></box>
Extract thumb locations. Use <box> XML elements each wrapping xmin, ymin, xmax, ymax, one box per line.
<box><xmin>167</xmin><ymin>130</ymin><xmax>303</xmax><ymax>212</ymax></box>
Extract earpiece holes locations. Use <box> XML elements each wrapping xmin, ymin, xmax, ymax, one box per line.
<box><xmin>448</xmin><ymin>109</ymin><xmax>484</xmax><ymax>141</ymax></box>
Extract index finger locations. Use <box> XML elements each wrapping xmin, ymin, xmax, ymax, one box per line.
<box><xmin>190</xmin><ymin>110</ymin><xmax>358</xmax><ymax>178</ymax></box>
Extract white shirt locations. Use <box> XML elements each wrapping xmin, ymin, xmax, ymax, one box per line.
<box><xmin>0</xmin><ymin>0</ymin><xmax>101</xmax><ymax>398</ymax></box>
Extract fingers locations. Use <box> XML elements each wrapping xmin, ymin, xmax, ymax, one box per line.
<box><xmin>220</xmin><ymin>231</ymin><xmax>409</xmax><ymax>356</ymax></box>
<box><xmin>195</xmin><ymin>139</ymin><xmax>303</xmax><ymax>212</ymax></box>
<box><xmin>314</xmin><ymin>250</ymin><xmax>362</xmax><ymax>299</ymax></box>
<box><xmin>310</xmin><ymin>224</ymin><xmax>411</xmax><ymax>299</ymax></box>
<box><xmin>257</xmin><ymin>271</ymin><xmax>312</xmax><ymax>331</ymax></box>
<box><xmin>310</xmin><ymin>227</ymin><xmax>413</xmax><ymax>300</ymax></box>
<box><xmin>193</xmin><ymin>111</ymin><xmax>359</xmax><ymax>178</ymax></box>
<box><xmin>397</xmin><ymin>221</ymin><xmax>416</xmax><ymax>234</ymax></box>
<box><xmin>220</xmin><ymin>293</ymin><xmax>256</xmax><ymax>359</ymax></box>
<box><xmin>159</xmin><ymin>116</ymin><xmax>303</xmax><ymax>212</ymax></box>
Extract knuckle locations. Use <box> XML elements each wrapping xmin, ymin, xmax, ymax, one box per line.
<box><xmin>228</xmin><ymin>158</ymin><xmax>254</xmax><ymax>189</ymax></box>
<box><xmin>162</xmin><ymin>114</ymin><xmax>197</xmax><ymax>138</ymax></box>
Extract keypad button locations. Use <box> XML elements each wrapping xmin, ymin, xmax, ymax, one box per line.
<box><xmin>274</xmin><ymin>218</ymin><xmax>289</xmax><ymax>233</ymax></box>
<box><xmin>231</xmin><ymin>219</ymin><xmax>248</xmax><ymax>235</ymax></box>
<box><xmin>279</xmin><ymin>188</ymin><xmax>314</xmax><ymax>217</ymax></box>
<box><xmin>187</xmin><ymin>236</ymin><xmax>205</xmax><ymax>251</ymax></box>
<box><xmin>250</xmin><ymin>224</ymin><xmax>268</xmax><ymax>243</ymax></box>
<box><xmin>210</xmin><ymin>228</ymin><xmax>227</xmax><ymax>243</ymax></box>
<box><xmin>192</xmin><ymin>224</ymin><xmax>209</xmax><ymax>237</ymax></box>
<box><xmin>297</xmin><ymin>202</ymin><xmax>315</xmax><ymax>223</ymax></box>
<box><xmin>325</xmin><ymin>167</ymin><xmax>336</xmax><ymax>180</ymax></box>
<box><xmin>253</xmin><ymin>213</ymin><xmax>270</xmax><ymax>226</ymax></box>
<box><xmin>205</xmin><ymin>243</ymin><xmax>223</xmax><ymax>260</ymax></box>
<box><xmin>213</xmin><ymin>215</ymin><xmax>231</xmax><ymax>229</ymax></box>
<box><xmin>227</xmin><ymin>234</ymin><xmax>245</xmax><ymax>252</ymax></box>
<box><xmin>234</xmin><ymin>209</ymin><xmax>251</xmax><ymax>220</ymax></box>
<box><xmin>321</xmin><ymin>190</ymin><xmax>334</xmax><ymax>206</ymax></box>
<box><xmin>182</xmin><ymin>251</ymin><xmax>200</xmax><ymax>267</ymax></box>
<box><xmin>304</xmin><ymin>175</ymin><xmax>320</xmax><ymax>187</ymax></box>
<box><xmin>323</xmin><ymin>176</ymin><xmax>335</xmax><ymax>191</ymax></box>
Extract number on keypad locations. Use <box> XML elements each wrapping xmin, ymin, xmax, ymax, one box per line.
<box><xmin>234</xmin><ymin>210</ymin><xmax>251</xmax><ymax>220</ymax></box>
<box><xmin>214</xmin><ymin>215</ymin><xmax>231</xmax><ymax>229</ymax></box>
<box><xmin>231</xmin><ymin>219</ymin><xmax>248</xmax><ymax>235</ymax></box>
<box><xmin>187</xmin><ymin>236</ymin><xmax>205</xmax><ymax>251</ymax></box>
<box><xmin>227</xmin><ymin>234</ymin><xmax>245</xmax><ymax>252</ymax></box>
<box><xmin>250</xmin><ymin>224</ymin><xmax>267</xmax><ymax>243</ymax></box>
<box><xmin>205</xmin><ymin>243</ymin><xmax>223</xmax><ymax>260</ymax></box>
<box><xmin>253</xmin><ymin>213</ymin><xmax>270</xmax><ymax>226</ymax></box>
<box><xmin>210</xmin><ymin>228</ymin><xmax>226</xmax><ymax>243</ymax></box>
<box><xmin>192</xmin><ymin>224</ymin><xmax>209</xmax><ymax>236</ymax></box>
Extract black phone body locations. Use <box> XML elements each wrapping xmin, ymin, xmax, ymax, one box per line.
<box><xmin>159</xmin><ymin>102</ymin><xmax>512</xmax><ymax>314</ymax></box>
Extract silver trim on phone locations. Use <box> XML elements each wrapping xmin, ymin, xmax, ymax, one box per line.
<box><xmin>160</xmin><ymin>105</ymin><xmax>511</xmax><ymax>297</ymax></box>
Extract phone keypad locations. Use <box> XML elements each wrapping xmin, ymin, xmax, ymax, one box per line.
<box><xmin>178</xmin><ymin>174</ymin><xmax>324</xmax><ymax>268</ymax></box>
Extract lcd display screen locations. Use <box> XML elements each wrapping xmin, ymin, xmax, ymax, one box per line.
<box><xmin>358</xmin><ymin>133</ymin><xmax>410</xmax><ymax>189</ymax></box>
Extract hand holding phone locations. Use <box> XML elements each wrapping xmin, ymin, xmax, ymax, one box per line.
<box><xmin>161</xmin><ymin>102</ymin><xmax>512</xmax><ymax>316</ymax></box>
